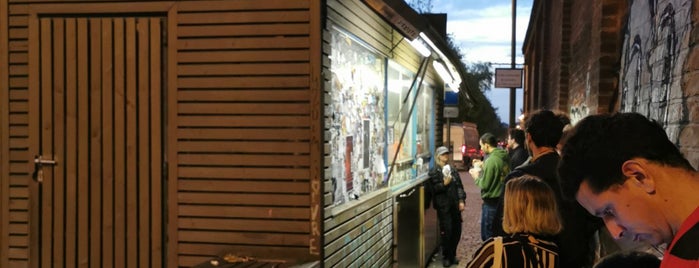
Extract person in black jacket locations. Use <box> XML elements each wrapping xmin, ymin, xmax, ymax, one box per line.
<box><xmin>493</xmin><ymin>110</ymin><xmax>603</xmax><ymax>268</ymax></box>
<box><xmin>427</xmin><ymin>146</ymin><xmax>467</xmax><ymax>267</ymax></box>
<box><xmin>507</xmin><ymin>128</ymin><xmax>528</xmax><ymax>169</ymax></box>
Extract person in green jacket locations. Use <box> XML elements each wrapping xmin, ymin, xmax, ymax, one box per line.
<box><xmin>469</xmin><ymin>133</ymin><xmax>509</xmax><ymax>241</ymax></box>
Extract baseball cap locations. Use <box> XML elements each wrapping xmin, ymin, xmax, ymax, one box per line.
<box><xmin>435</xmin><ymin>146</ymin><xmax>449</xmax><ymax>156</ymax></box>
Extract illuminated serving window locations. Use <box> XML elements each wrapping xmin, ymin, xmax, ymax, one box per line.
<box><xmin>386</xmin><ymin>61</ymin><xmax>416</xmax><ymax>164</ymax></box>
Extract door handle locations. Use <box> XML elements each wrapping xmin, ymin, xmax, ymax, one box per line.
<box><xmin>32</xmin><ymin>155</ymin><xmax>57</xmax><ymax>183</ymax></box>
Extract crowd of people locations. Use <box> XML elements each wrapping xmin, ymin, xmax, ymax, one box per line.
<box><xmin>426</xmin><ymin>110</ymin><xmax>698</xmax><ymax>267</ymax></box>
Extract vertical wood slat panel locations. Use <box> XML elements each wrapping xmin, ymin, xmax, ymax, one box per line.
<box><xmin>51</xmin><ymin>18</ymin><xmax>65</xmax><ymax>268</ymax></box>
<box><xmin>137</xmin><ymin>18</ymin><xmax>150</xmax><ymax>268</ymax></box>
<box><xmin>125</xmin><ymin>17</ymin><xmax>138</xmax><ymax>268</ymax></box>
<box><xmin>89</xmin><ymin>18</ymin><xmax>103</xmax><ymax>268</ymax></box>
<box><xmin>166</xmin><ymin>8</ymin><xmax>178</xmax><ymax>268</ymax></box>
<box><xmin>76</xmin><ymin>17</ymin><xmax>89</xmax><ymax>268</ymax></box>
<box><xmin>0</xmin><ymin>0</ymin><xmax>9</xmax><ymax>266</ymax></box>
<box><xmin>101</xmin><ymin>18</ymin><xmax>114</xmax><ymax>268</ymax></box>
<box><xmin>28</xmin><ymin>11</ymin><xmax>39</xmax><ymax>268</ymax></box>
<box><xmin>149</xmin><ymin>17</ymin><xmax>163</xmax><ymax>268</ymax></box>
<box><xmin>39</xmin><ymin>17</ymin><xmax>53</xmax><ymax>268</ymax></box>
<box><xmin>113</xmin><ymin>18</ymin><xmax>126</xmax><ymax>268</ymax></box>
<box><xmin>64</xmin><ymin>18</ymin><xmax>77</xmax><ymax>268</ymax></box>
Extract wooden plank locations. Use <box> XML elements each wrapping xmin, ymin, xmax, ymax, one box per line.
<box><xmin>178</xmin><ymin>218</ymin><xmax>309</xmax><ymax>233</ymax></box>
<box><xmin>178</xmin><ymin>24</ymin><xmax>309</xmax><ymax>37</ymax></box>
<box><xmin>89</xmin><ymin>18</ymin><xmax>103</xmax><ymax>268</ymax></box>
<box><xmin>64</xmin><ymin>17</ymin><xmax>77</xmax><ymax>268</ymax></box>
<box><xmin>177</xmin><ymin>103</ymin><xmax>310</xmax><ymax>115</ymax></box>
<box><xmin>178</xmin><ymin>205</ymin><xmax>309</xmax><ymax>220</ymax></box>
<box><xmin>177</xmin><ymin>89</ymin><xmax>309</xmax><ymax>102</ymax></box>
<box><xmin>177</xmin><ymin>0</ymin><xmax>308</xmax><ymax>12</ymax></box>
<box><xmin>9</xmin><ymin>175</ymin><xmax>28</xmax><ymax>187</ymax></box>
<box><xmin>178</xmin><ymin>115</ymin><xmax>310</xmax><ymax>128</ymax></box>
<box><xmin>125</xmin><ymin>17</ymin><xmax>138</xmax><ymax>268</ymax></box>
<box><xmin>178</xmin><ymin>63</ymin><xmax>309</xmax><ymax>76</ymax></box>
<box><xmin>177</xmin><ymin>193</ymin><xmax>309</xmax><ymax>207</ymax></box>
<box><xmin>178</xmin><ymin>50</ymin><xmax>309</xmax><ymax>63</ymax></box>
<box><xmin>10</xmin><ymin>211</ymin><xmax>29</xmax><ymax>222</ymax></box>
<box><xmin>325</xmin><ymin>216</ymin><xmax>392</xmax><ymax>266</ymax></box>
<box><xmin>8</xmin><ymin>101</ymin><xmax>28</xmax><ymax>112</ymax></box>
<box><xmin>9</xmin><ymin>126</ymin><xmax>28</xmax><ymax>137</ymax></box>
<box><xmin>177</xmin><ymin>128</ymin><xmax>308</xmax><ymax>140</ymax></box>
<box><xmin>9</xmin><ymin>15</ymin><xmax>27</xmax><ymax>26</ymax></box>
<box><xmin>0</xmin><ymin>0</ymin><xmax>8</xmax><ymax>262</ymax></box>
<box><xmin>9</xmin><ymin>187</ymin><xmax>29</xmax><ymax>198</ymax></box>
<box><xmin>8</xmin><ymin>113</ymin><xmax>27</xmax><ymax>123</ymax></box>
<box><xmin>112</xmin><ymin>17</ymin><xmax>126</xmax><ymax>268</ymax></box>
<box><xmin>20</xmin><ymin>14</ymin><xmax>35</xmax><ymax>267</ymax></box>
<box><xmin>27</xmin><ymin>2</ymin><xmax>174</xmax><ymax>14</ymax></box>
<box><xmin>167</xmin><ymin>8</ymin><xmax>179</xmax><ymax>268</ymax></box>
<box><xmin>177</xmin><ymin>10</ymin><xmax>309</xmax><ymax>24</ymax></box>
<box><xmin>9</xmin><ymin>234</ymin><xmax>29</xmax><ymax>246</ymax></box>
<box><xmin>178</xmin><ymin>167</ymin><xmax>309</xmax><ymax>180</ymax></box>
<box><xmin>8</xmin><ymin>162</ymin><xmax>30</xmax><ymax>173</ymax></box>
<box><xmin>9</xmin><ymin>40</ymin><xmax>27</xmax><ymax>52</ymax></box>
<box><xmin>51</xmin><ymin>18</ymin><xmax>66</xmax><ymax>268</ymax></box>
<box><xmin>136</xmin><ymin>17</ymin><xmax>150</xmax><ymax>268</ymax></box>
<box><xmin>9</xmin><ymin>77</ymin><xmax>27</xmax><ymax>88</ymax></box>
<box><xmin>177</xmin><ymin>36</ymin><xmax>308</xmax><ymax>50</ymax></box>
<box><xmin>9</xmin><ymin>64</ymin><xmax>28</xmax><ymax>74</ymax></box>
<box><xmin>177</xmin><ymin>154</ymin><xmax>309</xmax><ymax>167</ymax></box>
<box><xmin>9</xmin><ymin>52</ymin><xmax>27</xmax><ymax>63</ymax></box>
<box><xmin>77</xmin><ymin>17</ymin><xmax>89</xmax><ymax>268</ymax></box>
<box><xmin>8</xmin><ymin>198</ymin><xmax>28</xmax><ymax>210</ymax></box>
<box><xmin>178</xmin><ymin>180</ymin><xmax>309</xmax><ymax>194</ymax></box>
<box><xmin>178</xmin><ymin>141</ymin><xmax>310</xmax><ymax>153</ymax></box>
<box><xmin>9</xmin><ymin>27</ymin><xmax>27</xmax><ymax>39</ymax></box>
<box><xmin>9</xmin><ymin>150</ymin><xmax>29</xmax><ymax>160</ymax></box>
<box><xmin>177</xmin><ymin>76</ymin><xmax>309</xmax><ymax>89</ymax></box>
<box><xmin>100</xmin><ymin>18</ymin><xmax>114</xmax><ymax>268</ymax></box>
<box><xmin>309</xmin><ymin>0</ymin><xmax>322</xmax><ymax>257</ymax></box>
<box><xmin>149</xmin><ymin>17</ymin><xmax>163</xmax><ymax>268</ymax></box>
<box><xmin>178</xmin><ymin>230</ymin><xmax>309</xmax><ymax>246</ymax></box>
<box><xmin>8</xmin><ymin>247</ymin><xmax>28</xmax><ymax>259</ymax></box>
<box><xmin>40</xmin><ymin>17</ymin><xmax>54</xmax><ymax>268</ymax></box>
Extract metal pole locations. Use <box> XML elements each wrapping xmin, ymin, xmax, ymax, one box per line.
<box><xmin>509</xmin><ymin>0</ymin><xmax>517</xmax><ymax>127</ymax></box>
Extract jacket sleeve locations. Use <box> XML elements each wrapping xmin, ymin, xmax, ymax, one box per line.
<box><xmin>452</xmin><ymin>169</ymin><xmax>467</xmax><ymax>201</ymax></box>
<box><xmin>428</xmin><ymin>168</ymin><xmax>447</xmax><ymax>194</ymax></box>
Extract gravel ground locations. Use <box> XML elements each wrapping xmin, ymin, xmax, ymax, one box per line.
<box><xmin>427</xmin><ymin>170</ymin><xmax>484</xmax><ymax>268</ymax></box>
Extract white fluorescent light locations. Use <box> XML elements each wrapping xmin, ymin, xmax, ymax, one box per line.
<box><xmin>409</xmin><ymin>37</ymin><xmax>432</xmax><ymax>58</ymax></box>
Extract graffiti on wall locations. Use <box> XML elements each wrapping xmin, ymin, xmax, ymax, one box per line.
<box><xmin>620</xmin><ymin>0</ymin><xmax>693</xmax><ymax>143</ymax></box>
<box><xmin>329</xmin><ymin>28</ymin><xmax>386</xmax><ymax>205</ymax></box>
<box><xmin>570</xmin><ymin>72</ymin><xmax>592</xmax><ymax>125</ymax></box>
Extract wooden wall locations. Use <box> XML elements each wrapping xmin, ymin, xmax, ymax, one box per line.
<box><xmin>0</xmin><ymin>0</ymin><xmax>322</xmax><ymax>267</ymax></box>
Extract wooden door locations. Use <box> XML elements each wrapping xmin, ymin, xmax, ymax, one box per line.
<box><xmin>29</xmin><ymin>16</ymin><xmax>165</xmax><ymax>268</ymax></box>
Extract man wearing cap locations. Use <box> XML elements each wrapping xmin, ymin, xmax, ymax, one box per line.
<box><xmin>427</xmin><ymin>146</ymin><xmax>467</xmax><ymax>267</ymax></box>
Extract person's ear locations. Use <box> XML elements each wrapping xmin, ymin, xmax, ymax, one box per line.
<box><xmin>621</xmin><ymin>160</ymin><xmax>655</xmax><ymax>194</ymax></box>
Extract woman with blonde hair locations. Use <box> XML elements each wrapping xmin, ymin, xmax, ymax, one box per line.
<box><xmin>467</xmin><ymin>175</ymin><xmax>561</xmax><ymax>268</ymax></box>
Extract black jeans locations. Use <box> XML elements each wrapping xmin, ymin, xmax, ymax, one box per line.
<box><xmin>437</xmin><ymin>207</ymin><xmax>462</xmax><ymax>260</ymax></box>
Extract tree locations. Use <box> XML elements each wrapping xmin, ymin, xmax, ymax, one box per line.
<box><xmin>406</xmin><ymin>0</ymin><xmax>433</xmax><ymax>13</ymax></box>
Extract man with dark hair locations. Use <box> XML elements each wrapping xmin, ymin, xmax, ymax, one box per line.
<box><xmin>493</xmin><ymin>110</ymin><xmax>602</xmax><ymax>268</ymax></box>
<box><xmin>470</xmin><ymin>132</ymin><xmax>509</xmax><ymax>241</ymax></box>
<box><xmin>558</xmin><ymin>113</ymin><xmax>699</xmax><ymax>268</ymax></box>
<box><xmin>507</xmin><ymin>128</ymin><xmax>527</xmax><ymax>169</ymax></box>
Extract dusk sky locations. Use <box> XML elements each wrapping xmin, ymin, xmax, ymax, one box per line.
<box><xmin>430</xmin><ymin>0</ymin><xmax>533</xmax><ymax>125</ymax></box>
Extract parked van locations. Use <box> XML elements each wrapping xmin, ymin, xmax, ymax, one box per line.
<box><xmin>461</xmin><ymin>122</ymin><xmax>483</xmax><ymax>168</ymax></box>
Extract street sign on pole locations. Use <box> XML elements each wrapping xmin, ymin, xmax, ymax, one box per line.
<box><xmin>444</xmin><ymin>107</ymin><xmax>458</xmax><ymax>118</ymax></box>
<box><xmin>495</xmin><ymin>68</ymin><xmax>523</xmax><ymax>88</ymax></box>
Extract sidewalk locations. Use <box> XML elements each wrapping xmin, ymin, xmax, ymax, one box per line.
<box><xmin>426</xmin><ymin>170</ymin><xmax>483</xmax><ymax>268</ymax></box>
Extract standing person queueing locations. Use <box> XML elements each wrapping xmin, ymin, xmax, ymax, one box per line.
<box><xmin>469</xmin><ymin>133</ymin><xmax>509</xmax><ymax>241</ymax></box>
<box><xmin>558</xmin><ymin>113</ymin><xmax>699</xmax><ymax>268</ymax></box>
<box><xmin>507</xmin><ymin>128</ymin><xmax>528</xmax><ymax>169</ymax></box>
<box><xmin>493</xmin><ymin>110</ymin><xmax>602</xmax><ymax>268</ymax></box>
<box><xmin>427</xmin><ymin>146</ymin><xmax>467</xmax><ymax>267</ymax></box>
<box><xmin>467</xmin><ymin>175</ymin><xmax>562</xmax><ymax>268</ymax></box>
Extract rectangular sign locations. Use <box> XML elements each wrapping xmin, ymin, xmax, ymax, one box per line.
<box><xmin>495</xmin><ymin>68</ymin><xmax>523</xmax><ymax>88</ymax></box>
<box><xmin>444</xmin><ymin>107</ymin><xmax>459</xmax><ymax>118</ymax></box>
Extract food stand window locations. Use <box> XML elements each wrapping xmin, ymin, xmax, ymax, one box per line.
<box><xmin>415</xmin><ymin>82</ymin><xmax>434</xmax><ymax>176</ymax></box>
<box><xmin>386</xmin><ymin>60</ymin><xmax>416</xmax><ymax>165</ymax></box>
<box><xmin>328</xmin><ymin>27</ymin><xmax>386</xmax><ymax>205</ymax></box>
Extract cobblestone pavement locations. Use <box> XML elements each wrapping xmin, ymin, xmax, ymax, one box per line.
<box><xmin>427</xmin><ymin>170</ymin><xmax>484</xmax><ymax>268</ymax></box>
